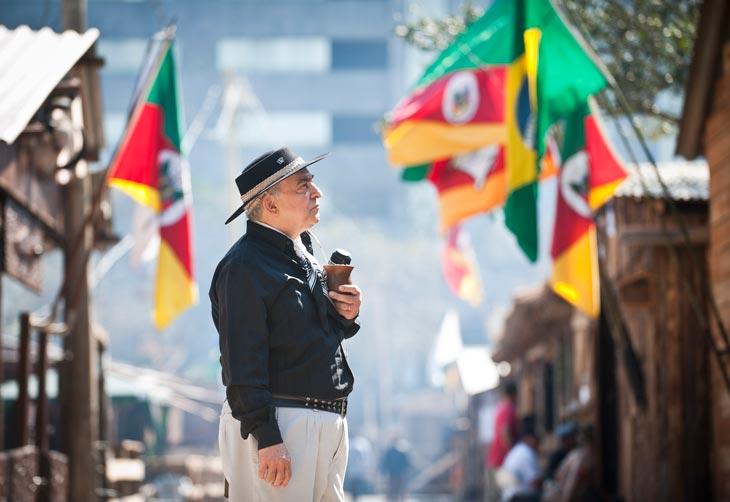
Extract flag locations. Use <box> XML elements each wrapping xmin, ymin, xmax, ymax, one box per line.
<box><xmin>384</xmin><ymin>68</ymin><xmax>509</xmax><ymax>167</ymax></box>
<box><xmin>108</xmin><ymin>38</ymin><xmax>198</xmax><ymax>330</ymax></box>
<box><xmin>383</xmin><ymin>0</ymin><xmax>607</xmax><ymax>262</ymax></box>
<box><xmin>402</xmin><ymin>144</ymin><xmax>557</xmax><ymax>232</ymax></box>
<box><xmin>442</xmin><ymin>226</ymin><xmax>483</xmax><ymax>306</ymax></box>
<box><xmin>550</xmin><ymin>99</ymin><xmax>627</xmax><ymax>317</ymax></box>
<box><xmin>507</xmin><ymin>0</ymin><xmax>608</xmax><ymax>262</ymax></box>
<box><xmin>428</xmin><ymin>310</ymin><xmax>464</xmax><ymax>387</ymax></box>
<box><xmin>429</xmin><ymin>146</ymin><xmax>507</xmax><ymax>231</ymax></box>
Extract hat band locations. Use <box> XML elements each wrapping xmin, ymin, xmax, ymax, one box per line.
<box><xmin>240</xmin><ymin>156</ymin><xmax>305</xmax><ymax>205</ymax></box>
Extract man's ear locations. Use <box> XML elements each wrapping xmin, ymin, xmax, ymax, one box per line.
<box><xmin>262</xmin><ymin>193</ymin><xmax>278</xmax><ymax>214</ymax></box>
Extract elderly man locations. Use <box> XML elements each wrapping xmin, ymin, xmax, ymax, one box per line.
<box><xmin>210</xmin><ymin>147</ymin><xmax>362</xmax><ymax>501</ymax></box>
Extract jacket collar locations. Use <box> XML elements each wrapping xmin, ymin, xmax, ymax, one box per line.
<box><xmin>246</xmin><ymin>220</ymin><xmax>314</xmax><ymax>255</ymax></box>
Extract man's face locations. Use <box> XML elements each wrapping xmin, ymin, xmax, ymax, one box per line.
<box><xmin>271</xmin><ymin>168</ymin><xmax>322</xmax><ymax>234</ymax></box>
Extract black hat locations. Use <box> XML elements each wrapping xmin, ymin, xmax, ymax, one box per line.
<box><xmin>225</xmin><ymin>147</ymin><xmax>328</xmax><ymax>225</ymax></box>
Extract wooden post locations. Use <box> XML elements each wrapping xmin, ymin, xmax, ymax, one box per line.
<box><xmin>60</xmin><ymin>169</ymin><xmax>98</xmax><ymax>501</ymax></box>
<box><xmin>62</xmin><ymin>0</ymin><xmax>86</xmax><ymax>31</ymax></box>
<box><xmin>16</xmin><ymin>312</ymin><xmax>31</xmax><ymax>448</ymax></box>
<box><xmin>60</xmin><ymin>3</ymin><xmax>100</xmax><ymax>499</ymax></box>
<box><xmin>35</xmin><ymin>330</ymin><xmax>49</xmax><ymax>453</ymax></box>
<box><xmin>98</xmin><ymin>341</ymin><xmax>108</xmax><ymax>498</ymax></box>
<box><xmin>36</xmin><ymin>328</ymin><xmax>50</xmax><ymax>501</ymax></box>
<box><xmin>0</xmin><ymin>205</ymin><xmax>4</xmax><ymax>450</ymax></box>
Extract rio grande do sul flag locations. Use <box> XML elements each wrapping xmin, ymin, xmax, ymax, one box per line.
<box><xmin>107</xmin><ymin>38</ymin><xmax>198</xmax><ymax>330</ymax></box>
<box><xmin>442</xmin><ymin>226</ymin><xmax>483</xmax><ymax>306</ymax></box>
<box><xmin>384</xmin><ymin>69</ymin><xmax>509</xmax><ymax>167</ymax></box>
<box><xmin>550</xmin><ymin>99</ymin><xmax>627</xmax><ymax>317</ymax></box>
<box><xmin>428</xmin><ymin>146</ymin><xmax>507</xmax><ymax>231</ymax></box>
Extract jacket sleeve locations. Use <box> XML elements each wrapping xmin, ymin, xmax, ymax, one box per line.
<box><xmin>216</xmin><ymin>260</ymin><xmax>282</xmax><ymax>449</ymax></box>
<box><xmin>226</xmin><ymin>385</ymin><xmax>281</xmax><ymax>448</ymax></box>
<box><xmin>338</xmin><ymin>316</ymin><xmax>360</xmax><ymax>340</ymax></box>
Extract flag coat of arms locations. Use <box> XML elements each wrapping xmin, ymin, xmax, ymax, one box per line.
<box><xmin>107</xmin><ymin>38</ymin><xmax>198</xmax><ymax>329</ymax></box>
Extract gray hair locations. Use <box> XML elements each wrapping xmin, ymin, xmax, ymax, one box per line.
<box><xmin>244</xmin><ymin>185</ymin><xmax>279</xmax><ymax>222</ymax></box>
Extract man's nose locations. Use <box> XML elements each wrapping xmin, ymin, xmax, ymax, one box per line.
<box><xmin>311</xmin><ymin>182</ymin><xmax>323</xmax><ymax>198</ymax></box>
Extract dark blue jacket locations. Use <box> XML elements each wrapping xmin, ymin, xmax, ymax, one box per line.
<box><xmin>210</xmin><ymin>220</ymin><xmax>359</xmax><ymax>448</ymax></box>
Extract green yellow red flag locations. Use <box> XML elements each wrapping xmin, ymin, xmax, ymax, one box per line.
<box><xmin>107</xmin><ymin>38</ymin><xmax>198</xmax><ymax>330</ymax></box>
<box><xmin>550</xmin><ymin>99</ymin><xmax>627</xmax><ymax>317</ymax></box>
<box><xmin>442</xmin><ymin>225</ymin><xmax>483</xmax><ymax>306</ymax></box>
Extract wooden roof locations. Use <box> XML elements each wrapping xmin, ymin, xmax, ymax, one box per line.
<box><xmin>493</xmin><ymin>284</ymin><xmax>573</xmax><ymax>362</ymax></box>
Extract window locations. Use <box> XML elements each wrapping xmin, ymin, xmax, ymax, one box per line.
<box><xmin>234</xmin><ymin>111</ymin><xmax>331</xmax><ymax>148</ymax></box>
<box><xmin>331</xmin><ymin>40</ymin><xmax>387</xmax><ymax>70</ymax></box>
<box><xmin>97</xmin><ymin>38</ymin><xmax>149</xmax><ymax>75</ymax></box>
<box><xmin>332</xmin><ymin>115</ymin><xmax>379</xmax><ymax>143</ymax></box>
<box><xmin>216</xmin><ymin>38</ymin><xmax>330</xmax><ymax>73</ymax></box>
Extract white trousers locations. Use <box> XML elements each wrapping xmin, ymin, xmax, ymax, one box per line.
<box><xmin>219</xmin><ymin>401</ymin><xmax>349</xmax><ymax>501</ymax></box>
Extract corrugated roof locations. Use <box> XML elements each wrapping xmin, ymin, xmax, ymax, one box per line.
<box><xmin>0</xmin><ymin>24</ymin><xmax>99</xmax><ymax>144</ymax></box>
<box><xmin>616</xmin><ymin>160</ymin><xmax>709</xmax><ymax>201</ymax></box>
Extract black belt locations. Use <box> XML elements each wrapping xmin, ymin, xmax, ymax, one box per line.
<box><xmin>271</xmin><ymin>394</ymin><xmax>348</xmax><ymax>417</ymax></box>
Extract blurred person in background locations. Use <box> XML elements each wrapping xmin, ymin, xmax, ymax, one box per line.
<box><xmin>211</xmin><ymin>147</ymin><xmax>363</xmax><ymax>501</ymax></box>
<box><xmin>542</xmin><ymin>424</ymin><xmax>599</xmax><ymax>502</ymax></box>
<box><xmin>497</xmin><ymin>415</ymin><xmax>541</xmax><ymax>502</ymax></box>
<box><xmin>488</xmin><ymin>381</ymin><xmax>519</xmax><ymax>466</ymax></box>
<box><xmin>544</xmin><ymin>421</ymin><xmax>578</xmax><ymax>481</ymax></box>
<box><xmin>486</xmin><ymin>381</ymin><xmax>519</xmax><ymax>501</ymax></box>
<box><xmin>345</xmin><ymin>435</ymin><xmax>376</xmax><ymax>500</ymax></box>
<box><xmin>380</xmin><ymin>437</ymin><xmax>412</xmax><ymax>501</ymax></box>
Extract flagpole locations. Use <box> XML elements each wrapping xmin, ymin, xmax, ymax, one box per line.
<box><xmin>182</xmin><ymin>84</ymin><xmax>221</xmax><ymax>154</ymax></box>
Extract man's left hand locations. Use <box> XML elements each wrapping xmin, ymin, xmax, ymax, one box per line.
<box><xmin>328</xmin><ymin>284</ymin><xmax>362</xmax><ymax>320</ymax></box>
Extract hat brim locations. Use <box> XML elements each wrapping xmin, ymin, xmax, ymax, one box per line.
<box><xmin>225</xmin><ymin>152</ymin><xmax>329</xmax><ymax>225</ymax></box>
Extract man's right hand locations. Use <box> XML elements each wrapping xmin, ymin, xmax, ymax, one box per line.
<box><xmin>258</xmin><ymin>443</ymin><xmax>292</xmax><ymax>488</ymax></box>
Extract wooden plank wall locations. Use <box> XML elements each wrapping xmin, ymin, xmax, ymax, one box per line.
<box><xmin>706</xmin><ymin>41</ymin><xmax>730</xmax><ymax>502</ymax></box>
<box><xmin>610</xmin><ymin>197</ymin><xmax>710</xmax><ymax>502</ymax></box>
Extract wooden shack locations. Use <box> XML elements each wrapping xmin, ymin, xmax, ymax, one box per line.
<box><xmin>495</xmin><ymin>161</ymin><xmax>713</xmax><ymax>501</ymax></box>
<box><xmin>596</xmin><ymin>161</ymin><xmax>711</xmax><ymax>502</ymax></box>
<box><xmin>493</xmin><ymin>285</ymin><xmax>595</xmax><ymax>439</ymax></box>
<box><xmin>676</xmin><ymin>0</ymin><xmax>730</xmax><ymax>499</ymax></box>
